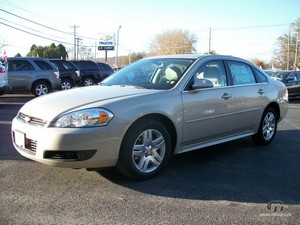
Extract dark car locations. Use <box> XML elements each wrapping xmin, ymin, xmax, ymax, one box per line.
<box><xmin>96</xmin><ymin>62</ymin><xmax>114</xmax><ymax>79</ymax></box>
<box><xmin>49</xmin><ymin>59</ymin><xmax>81</xmax><ymax>89</ymax></box>
<box><xmin>70</xmin><ymin>60</ymin><xmax>103</xmax><ymax>86</ymax></box>
<box><xmin>272</xmin><ymin>70</ymin><xmax>300</xmax><ymax>98</ymax></box>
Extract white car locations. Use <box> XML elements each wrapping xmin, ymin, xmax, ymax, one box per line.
<box><xmin>11</xmin><ymin>54</ymin><xmax>289</xmax><ymax>180</ymax></box>
<box><xmin>0</xmin><ymin>61</ymin><xmax>9</xmax><ymax>95</ymax></box>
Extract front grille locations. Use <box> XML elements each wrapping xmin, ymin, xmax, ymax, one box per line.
<box><xmin>18</xmin><ymin>113</ymin><xmax>47</xmax><ymax>127</ymax></box>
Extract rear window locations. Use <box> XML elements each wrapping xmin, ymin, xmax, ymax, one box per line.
<box><xmin>34</xmin><ymin>60</ymin><xmax>53</xmax><ymax>70</ymax></box>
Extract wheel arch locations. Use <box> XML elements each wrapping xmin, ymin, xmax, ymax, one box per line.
<box><xmin>31</xmin><ymin>79</ymin><xmax>52</xmax><ymax>92</ymax></box>
<box><xmin>266</xmin><ymin>102</ymin><xmax>280</xmax><ymax>121</ymax></box>
<box><xmin>124</xmin><ymin>113</ymin><xmax>178</xmax><ymax>154</ymax></box>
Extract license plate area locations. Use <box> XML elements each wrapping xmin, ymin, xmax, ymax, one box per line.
<box><xmin>14</xmin><ymin>130</ymin><xmax>25</xmax><ymax>148</ymax></box>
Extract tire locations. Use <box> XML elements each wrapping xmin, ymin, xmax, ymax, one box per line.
<box><xmin>32</xmin><ymin>81</ymin><xmax>50</xmax><ymax>97</ymax></box>
<box><xmin>83</xmin><ymin>77</ymin><xmax>95</xmax><ymax>86</ymax></box>
<box><xmin>252</xmin><ymin>107</ymin><xmax>278</xmax><ymax>145</ymax></box>
<box><xmin>61</xmin><ymin>79</ymin><xmax>73</xmax><ymax>90</ymax></box>
<box><xmin>117</xmin><ymin>119</ymin><xmax>171</xmax><ymax>180</ymax></box>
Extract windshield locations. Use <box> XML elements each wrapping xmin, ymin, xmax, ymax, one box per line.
<box><xmin>272</xmin><ymin>71</ymin><xmax>291</xmax><ymax>80</ymax></box>
<box><xmin>101</xmin><ymin>58</ymin><xmax>195</xmax><ymax>90</ymax></box>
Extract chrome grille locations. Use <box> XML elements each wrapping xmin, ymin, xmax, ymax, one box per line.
<box><xmin>18</xmin><ymin>113</ymin><xmax>47</xmax><ymax>127</ymax></box>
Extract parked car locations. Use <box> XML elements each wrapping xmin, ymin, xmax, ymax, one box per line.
<box><xmin>12</xmin><ymin>54</ymin><xmax>289</xmax><ymax>180</ymax></box>
<box><xmin>70</xmin><ymin>60</ymin><xmax>103</xmax><ymax>86</ymax></box>
<box><xmin>7</xmin><ymin>57</ymin><xmax>61</xmax><ymax>96</ymax></box>
<box><xmin>272</xmin><ymin>70</ymin><xmax>300</xmax><ymax>98</ymax></box>
<box><xmin>96</xmin><ymin>62</ymin><xmax>114</xmax><ymax>79</ymax></box>
<box><xmin>49</xmin><ymin>59</ymin><xmax>80</xmax><ymax>89</ymax></box>
<box><xmin>0</xmin><ymin>61</ymin><xmax>9</xmax><ymax>95</ymax></box>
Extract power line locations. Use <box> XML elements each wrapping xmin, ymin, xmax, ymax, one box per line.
<box><xmin>0</xmin><ymin>21</ymin><xmax>73</xmax><ymax>45</ymax></box>
<box><xmin>213</xmin><ymin>23</ymin><xmax>290</xmax><ymax>31</ymax></box>
<box><xmin>0</xmin><ymin>17</ymin><xmax>68</xmax><ymax>41</ymax></box>
<box><xmin>0</xmin><ymin>8</ymin><xmax>73</xmax><ymax>36</ymax></box>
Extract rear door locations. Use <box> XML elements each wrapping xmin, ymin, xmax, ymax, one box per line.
<box><xmin>181</xmin><ymin>60</ymin><xmax>235</xmax><ymax>148</ymax></box>
<box><xmin>226</xmin><ymin>60</ymin><xmax>269</xmax><ymax>133</ymax></box>
<box><xmin>8</xmin><ymin>59</ymin><xmax>36</xmax><ymax>90</ymax></box>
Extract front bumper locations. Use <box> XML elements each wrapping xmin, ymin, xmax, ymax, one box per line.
<box><xmin>11</xmin><ymin>116</ymin><xmax>126</xmax><ymax>168</ymax></box>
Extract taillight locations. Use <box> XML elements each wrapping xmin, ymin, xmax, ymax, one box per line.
<box><xmin>0</xmin><ymin>67</ymin><xmax>5</xmax><ymax>74</ymax></box>
<box><xmin>54</xmin><ymin>71</ymin><xmax>60</xmax><ymax>78</ymax></box>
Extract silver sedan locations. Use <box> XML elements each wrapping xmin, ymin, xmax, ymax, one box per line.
<box><xmin>11</xmin><ymin>54</ymin><xmax>289</xmax><ymax>180</ymax></box>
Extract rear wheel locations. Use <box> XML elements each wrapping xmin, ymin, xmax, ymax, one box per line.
<box><xmin>252</xmin><ymin>107</ymin><xmax>278</xmax><ymax>145</ymax></box>
<box><xmin>117</xmin><ymin>119</ymin><xmax>171</xmax><ymax>180</ymax></box>
<box><xmin>32</xmin><ymin>81</ymin><xmax>50</xmax><ymax>97</ymax></box>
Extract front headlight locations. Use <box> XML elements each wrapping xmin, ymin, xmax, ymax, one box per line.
<box><xmin>53</xmin><ymin>108</ymin><xmax>114</xmax><ymax>128</ymax></box>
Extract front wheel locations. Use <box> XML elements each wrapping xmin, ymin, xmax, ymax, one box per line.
<box><xmin>83</xmin><ymin>77</ymin><xmax>95</xmax><ymax>86</ymax></box>
<box><xmin>117</xmin><ymin>119</ymin><xmax>171</xmax><ymax>180</ymax></box>
<box><xmin>61</xmin><ymin>79</ymin><xmax>73</xmax><ymax>90</ymax></box>
<box><xmin>252</xmin><ymin>107</ymin><xmax>278</xmax><ymax>145</ymax></box>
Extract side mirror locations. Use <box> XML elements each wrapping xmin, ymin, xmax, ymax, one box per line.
<box><xmin>192</xmin><ymin>78</ymin><xmax>214</xmax><ymax>90</ymax></box>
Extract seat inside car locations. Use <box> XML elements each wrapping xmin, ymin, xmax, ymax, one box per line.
<box><xmin>202</xmin><ymin>67</ymin><xmax>223</xmax><ymax>86</ymax></box>
<box><xmin>165</xmin><ymin>66</ymin><xmax>182</xmax><ymax>83</ymax></box>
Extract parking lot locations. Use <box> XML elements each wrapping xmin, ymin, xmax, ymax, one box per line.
<box><xmin>0</xmin><ymin>94</ymin><xmax>300</xmax><ymax>225</ymax></box>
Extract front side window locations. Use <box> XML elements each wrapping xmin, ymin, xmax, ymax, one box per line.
<box><xmin>8</xmin><ymin>60</ymin><xmax>34</xmax><ymax>71</ymax></box>
<box><xmin>228</xmin><ymin>61</ymin><xmax>256</xmax><ymax>85</ymax></box>
<box><xmin>193</xmin><ymin>60</ymin><xmax>227</xmax><ymax>88</ymax></box>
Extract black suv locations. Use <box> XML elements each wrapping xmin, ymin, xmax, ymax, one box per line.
<box><xmin>96</xmin><ymin>62</ymin><xmax>114</xmax><ymax>79</ymax></box>
<box><xmin>49</xmin><ymin>59</ymin><xmax>81</xmax><ymax>89</ymax></box>
<box><xmin>272</xmin><ymin>70</ymin><xmax>300</xmax><ymax>98</ymax></box>
<box><xmin>71</xmin><ymin>60</ymin><xmax>103</xmax><ymax>86</ymax></box>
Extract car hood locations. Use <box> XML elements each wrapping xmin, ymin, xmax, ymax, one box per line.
<box><xmin>19</xmin><ymin>86</ymin><xmax>160</xmax><ymax>121</ymax></box>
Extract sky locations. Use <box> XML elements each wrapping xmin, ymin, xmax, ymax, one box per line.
<box><xmin>0</xmin><ymin>0</ymin><xmax>299</xmax><ymax>63</ymax></box>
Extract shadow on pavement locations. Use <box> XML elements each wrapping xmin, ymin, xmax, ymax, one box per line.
<box><xmin>98</xmin><ymin>130</ymin><xmax>300</xmax><ymax>204</ymax></box>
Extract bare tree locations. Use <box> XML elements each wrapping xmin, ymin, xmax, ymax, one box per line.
<box><xmin>149</xmin><ymin>29</ymin><xmax>197</xmax><ymax>56</ymax></box>
<box><xmin>274</xmin><ymin>17</ymin><xmax>300</xmax><ymax>70</ymax></box>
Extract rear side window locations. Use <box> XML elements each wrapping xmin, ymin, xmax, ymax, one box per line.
<box><xmin>34</xmin><ymin>60</ymin><xmax>53</xmax><ymax>70</ymax></box>
<box><xmin>79</xmin><ymin>61</ymin><xmax>98</xmax><ymax>69</ymax></box>
<box><xmin>254</xmin><ymin>69</ymin><xmax>268</xmax><ymax>83</ymax></box>
<box><xmin>227</xmin><ymin>61</ymin><xmax>256</xmax><ymax>85</ymax></box>
<box><xmin>8</xmin><ymin>60</ymin><xmax>34</xmax><ymax>71</ymax></box>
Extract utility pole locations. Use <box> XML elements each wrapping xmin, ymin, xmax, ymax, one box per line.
<box><xmin>115</xmin><ymin>25</ymin><xmax>121</xmax><ymax>69</ymax></box>
<box><xmin>71</xmin><ymin>25</ymin><xmax>79</xmax><ymax>60</ymax></box>
<box><xmin>76</xmin><ymin>37</ymin><xmax>82</xmax><ymax>60</ymax></box>
<box><xmin>294</xmin><ymin>32</ymin><xmax>299</xmax><ymax>70</ymax></box>
<box><xmin>287</xmin><ymin>32</ymin><xmax>290</xmax><ymax>70</ymax></box>
<box><xmin>208</xmin><ymin>28</ymin><xmax>211</xmax><ymax>54</ymax></box>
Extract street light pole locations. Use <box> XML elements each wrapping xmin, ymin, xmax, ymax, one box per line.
<box><xmin>115</xmin><ymin>25</ymin><xmax>121</xmax><ymax>69</ymax></box>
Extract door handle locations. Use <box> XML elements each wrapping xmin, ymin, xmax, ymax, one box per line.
<box><xmin>222</xmin><ymin>93</ymin><xmax>232</xmax><ymax>100</ymax></box>
<box><xmin>258</xmin><ymin>89</ymin><xmax>265</xmax><ymax>95</ymax></box>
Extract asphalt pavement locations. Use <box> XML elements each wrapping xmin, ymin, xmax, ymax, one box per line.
<box><xmin>0</xmin><ymin>94</ymin><xmax>299</xmax><ymax>225</ymax></box>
